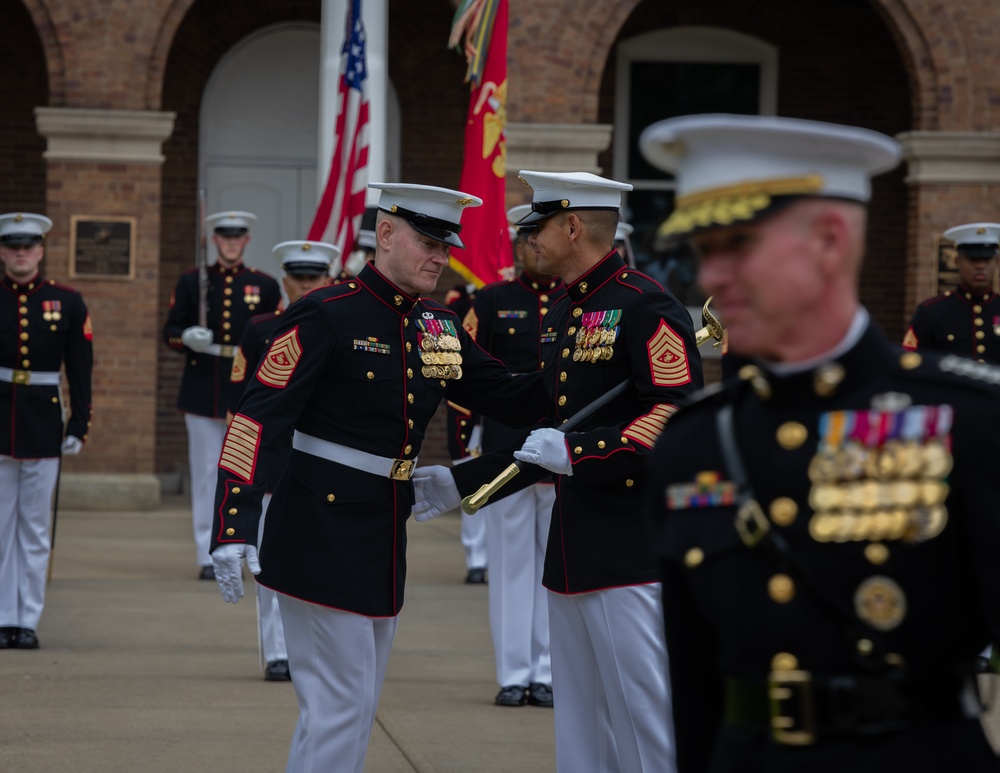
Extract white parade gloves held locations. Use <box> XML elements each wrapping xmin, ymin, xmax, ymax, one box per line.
<box><xmin>513</xmin><ymin>427</ymin><xmax>573</xmax><ymax>476</ymax></box>
<box><xmin>211</xmin><ymin>543</ymin><xmax>261</xmax><ymax>604</ymax></box>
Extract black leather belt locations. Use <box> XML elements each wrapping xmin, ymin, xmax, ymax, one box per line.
<box><xmin>725</xmin><ymin>670</ymin><xmax>982</xmax><ymax>745</ymax></box>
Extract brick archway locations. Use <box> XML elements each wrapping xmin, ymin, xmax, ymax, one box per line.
<box><xmin>16</xmin><ymin>0</ymin><xmax>64</xmax><ymax>105</ymax></box>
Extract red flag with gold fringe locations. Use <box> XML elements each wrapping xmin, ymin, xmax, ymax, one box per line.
<box><xmin>448</xmin><ymin>0</ymin><xmax>511</xmax><ymax>288</ymax></box>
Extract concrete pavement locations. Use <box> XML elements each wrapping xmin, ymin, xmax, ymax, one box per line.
<box><xmin>3</xmin><ymin>496</ymin><xmax>1000</xmax><ymax>771</ymax></box>
<box><xmin>0</xmin><ymin>496</ymin><xmax>554</xmax><ymax>772</ymax></box>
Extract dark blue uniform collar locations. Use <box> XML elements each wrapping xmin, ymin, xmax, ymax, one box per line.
<box><xmin>212</xmin><ymin>263</ymin><xmax>246</xmax><ymax>277</ymax></box>
<box><xmin>736</xmin><ymin>322</ymin><xmax>895</xmax><ymax>405</ymax></box>
<box><xmin>2</xmin><ymin>273</ymin><xmax>41</xmax><ymax>293</ymax></box>
<box><xmin>356</xmin><ymin>262</ymin><xmax>418</xmax><ymax>315</ymax></box>
<box><xmin>955</xmin><ymin>284</ymin><xmax>995</xmax><ymax>304</ymax></box>
<box><xmin>566</xmin><ymin>251</ymin><xmax>626</xmax><ymax>303</ymax></box>
<box><xmin>518</xmin><ymin>271</ymin><xmax>563</xmax><ymax>294</ymax></box>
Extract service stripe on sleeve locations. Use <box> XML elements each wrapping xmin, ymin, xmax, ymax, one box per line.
<box><xmin>648</xmin><ymin>320</ymin><xmax>691</xmax><ymax>387</ymax></box>
<box><xmin>219</xmin><ymin>414</ymin><xmax>261</xmax><ymax>482</ymax></box>
<box><xmin>623</xmin><ymin>403</ymin><xmax>678</xmax><ymax>449</ymax></box>
<box><xmin>256</xmin><ymin>327</ymin><xmax>302</xmax><ymax>388</ymax></box>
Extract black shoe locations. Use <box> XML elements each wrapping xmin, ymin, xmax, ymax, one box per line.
<box><xmin>265</xmin><ymin>659</ymin><xmax>291</xmax><ymax>682</ymax></box>
<box><xmin>199</xmin><ymin>565</ymin><xmax>215</xmax><ymax>581</ymax></box>
<box><xmin>465</xmin><ymin>567</ymin><xmax>486</xmax><ymax>584</ymax></box>
<box><xmin>13</xmin><ymin>628</ymin><xmax>39</xmax><ymax>649</ymax></box>
<box><xmin>0</xmin><ymin>627</ymin><xmax>13</xmax><ymax>649</ymax></box>
<box><xmin>494</xmin><ymin>685</ymin><xmax>528</xmax><ymax>706</ymax></box>
<box><xmin>527</xmin><ymin>682</ymin><xmax>553</xmax><ymax>707</ymax></box>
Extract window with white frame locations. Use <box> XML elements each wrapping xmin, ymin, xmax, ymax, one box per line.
<box><xmin>614</xmin><ymin>27</ymin><xmax>778</xmax><ymax>312</ymax></box>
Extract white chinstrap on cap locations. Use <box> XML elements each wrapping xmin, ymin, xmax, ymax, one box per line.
<box><xmin>515</xmin><ymin>171</ymin><xmax>632</xmax><ymax>225</ymax></box>
<box><xmin>638</xmin><ymin>114</ymin><xmax>902</xmax><ymax>237</ymax></box>
<box><xmin>0</xmin><ymin>213</ymin><xmax>53</xmax><ymax>243</ymax></box>
<box><xmin>369</xmin><ymin>182</ymin><xmax>482</xmax><ymax>249</ymax></box>
<box><xmin>273</xmin><ymin>240</ymin><xmax>342</xmax><ymax>275</ymax></box>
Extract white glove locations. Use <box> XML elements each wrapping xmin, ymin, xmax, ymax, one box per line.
<box><xmin>181</xmin><ymin>326</ymin><xmax>214</xmax><ymax>352</ymax></box>
<box><xmin>61</xmin><ymin>436</ymin><xmax>83</xmax><ymax>455</ymax></box>
<box><xmin>211</xmin><ymin>543</ymin><xmax>261</xmax><ymax>604</ymax></box>
<box><xmin>514</xmin><ymin>428</ymin><xmax>573</xmax><ymax>476</ymax></box>
<box><xmin>411</xmin><ymin>465</ymin><xmax>461</xmax><ymax>522</ymax></box>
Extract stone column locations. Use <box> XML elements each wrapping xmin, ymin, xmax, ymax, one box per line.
<box><xmin>34</xmin><ymin>107</ymin><xmax>175</xmax><ymax>510</ymax></box>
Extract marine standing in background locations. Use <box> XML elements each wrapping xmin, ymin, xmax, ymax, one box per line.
<box><xmin>462</xmin><ymin>202</ymin><xmax>565</xmax><ymax>707</ymax></box>
<box><xmin>904</xmin><ymin>222</ymin><xmax>1000</xmax><ymax>364</ymax></box>
<box><xmin>444</xmin><ymin>279</ymin><xmax>487</xmax><ymax>584</ymax></box>
<box><xmin>642</xmin><ymin>113</ymin><xmax>1000</xmax><ymax>772</ymax></box>
<box><xmin>0</xmin><ymin>213</ymin><xmax>93</xmax><ymax>650</ymax></box>
<box><xmin>163</xmin><ymin>211</ymin><xmax>281</xmax><ymax>580</ymax></box>
<box><xmin>227</xmin><ymin>239</ymin><xmax>338</xmax><ymax>681</ymax></box>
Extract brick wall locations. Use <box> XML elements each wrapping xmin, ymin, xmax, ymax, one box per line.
<box><xmin>0</xmin><ymin>0</ymin><xmax>47</xmax><ymax>213</ymax></box>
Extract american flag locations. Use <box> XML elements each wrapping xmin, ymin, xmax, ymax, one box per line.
<box><xmin>308</xmin><ymin>0</ymin><xmax>370</xmax><ymax>258</ymax></box>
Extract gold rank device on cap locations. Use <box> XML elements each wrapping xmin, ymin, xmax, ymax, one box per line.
<box><xmin>638</xmin><ymin>114</ymin><xmax>902</xmax><ymax>238</ymax></box>
<box><xmin>515</xmin><ymin>171</ymin><xmax>633</xmax><ymax>226</ymax></box>
<box><xmin>369</xmin><ymin>182</ymin><xmax>482</xmax><ymax>249</ymax></box>
<box><xmin>943</xmin><ymin>222</ymin><xmax>1000</xmax><ymax>259</ymax></box>
<box><xmin>0</xmin><ymin>212</ymin><xmax>53</xmax><ymax>247</ymax></box>
<box><xmin>206</xmin><ymin>211</ymin><xmax>257</xmax><ymax>237</ymax></box>
<box><xmin>273</xmin><ymin>240</ymin><xmax>342</xmax><ymax>276</ymax></box>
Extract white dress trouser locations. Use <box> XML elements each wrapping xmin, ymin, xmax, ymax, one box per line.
<box><xmin>461</xmin><ymin>509</ymin><xmax>488</xmax><ymax>569</ymax></box>
<box><xmin>184</xmin><ymin>414</ymin><xmax>227</xmax><ymax>566</ymax></box>
<box><xmin>548</xmin><ymin>584</ymin><xmax>676</xmax><ymax>773</ymax></box>
<box><xmin>278</xmin><ymin>595</ymin><xmax>398</xmax><ymax>773</ymax></box>
<box><xmin>485</xmin><ymin>482</ymin><xmax>554</xmax><ymax>686</ymax></box>
<box><xmin>0</xmin><ymin>456</ymin><xmax>60</xmax><ymax>630</ymax></box>
<box><xmin>256</xmin><ymin>494</ymin><xmax>286</xmax><ymax>663</ymax></box>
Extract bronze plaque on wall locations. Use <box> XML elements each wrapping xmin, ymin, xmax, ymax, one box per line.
<box><xmin>69</xmin><ymin>216</ymin><xmax>136</xmax><ymax>280</ymax></box>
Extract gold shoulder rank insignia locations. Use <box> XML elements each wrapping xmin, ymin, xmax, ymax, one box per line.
<box><xmin>648</xmin><ymin>320</ymin><xmax>691</xmax><ymax>387</ymax></box>
<box><xmin>463</xmin><ymin>307</ymin><xmax>479</xmax><ymax>340</ymax></box>
<box><xmin>230</xmin><ymin>347</ymin><xmax>247</xmax><ymax>383</ymax></box>
<box><xmin>257</xmin><ymin>327</ymin><xmax>302</xmax><ymax>388</ymax></box>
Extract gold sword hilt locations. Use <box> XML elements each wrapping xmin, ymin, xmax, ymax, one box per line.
<box><xmin>461</xmin><ymin>462</ymin><xmax>522</xmax><ymax>515</ymax></box>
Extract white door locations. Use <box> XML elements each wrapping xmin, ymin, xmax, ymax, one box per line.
<box><xmin>201</xmin><ymin>23</ymin><xmax>322</xmax><ymax>292</ymax></box>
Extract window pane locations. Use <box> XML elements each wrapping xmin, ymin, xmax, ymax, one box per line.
<box><xmin>628</xmin><ymin>61</ymin><xmax>761</xmax><ymax>181</ymax></box>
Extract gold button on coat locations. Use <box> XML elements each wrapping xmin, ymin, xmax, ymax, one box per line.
<box><xmin>404</xmin><ymin>445</ymin><xmax>412</xmax><ymax>454</ymax></box>
<box><xmin>367</xmin><ymin>371</ymin><xmax>375</xmax><ymax>379</ymax></box>
<box><xmin>769</xmin><ymin>498</ymin><xmax>798</xmax><ymax>526</ymax></box>
<box><xmin>768</xmin><ymin>574</ymin><xmax>795</xmax><ymax>603</ymax></box>
<box><xmin>558</xmin><ymin>395</ymin><xmax>567</xmax><ymax>406</ymax></box>
<box><xmin>232</xmin><ymin>487</ymin><xmax>241</xmax><ymax>494</ymax></box>
<box><xmin>865</xmin><ymin>543</ymin><xmax>889</xmax><ymax>565</ymax></box>
<box><xmin>776</xmin><ymin>422</ymin><xmax>808</xmax><ymax>450</ymax></box>
<box><xmin>327</xmin><ymin>494</ymin><xmax>336</xmax><ymax>502</ymax></box>
<box><xmin>573</xmin><ymin>446</ymin><xmax>582</xmax><ymax>454</ymax></box>
<box><xmin>771</xmin><ymin>652</ymin><xmax>798</xmax><ymax>671</ymax></box>
<box><xmin>228</xmin><ymin>508</ymin><xmax>237</xmax><ymax>515</ymax></box>
<box><xmin>597</xmin><ymin>441</ymin><xmax>606</xmax><ymax>449</ymax></box>
<box><xmin>573</xmin><ymin>308</ymin><xmax>582</xmax><ymax>318</ymax></box>
<box><xmin>407</xmin><ymin>393</ymin><xmax>414</xmax><ymax>403</ymax></box>
<box><xmin>684</xmin><ymin>548</ymin><xmax>704</xmax><ymax>568</ymax></box>
<box><xmin>226</xmin><ymin>528</ymin><xmax>235</xmax><ymax>536</ymax></box>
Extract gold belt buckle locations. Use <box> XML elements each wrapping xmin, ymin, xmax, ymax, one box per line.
<box><xmin>768</xmin><ymin>669</ymin><xmax>816</xmax><ymax>745</ymax></box>
<box><xmin>12</xmin><ymin>369</ymin><xmax>31</xmax><ymax>385</ymax></box>
<box><xmin>389</xmin><ymin>459</ymin><xmax>414</xmax><ymax>481</ymax></box>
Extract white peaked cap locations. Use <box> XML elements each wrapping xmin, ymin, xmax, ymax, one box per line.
<box><xmin>369</xmin><ymin>183</ymin><xmax>482</xmax><ymax>249</ymax></box>
<box><xmin>273</xmin><ymin>240</ymin><xmax>341</xmax><ymax>275</ymax></box>
<box><xmin>515</xmin><ymin>171</ymin><xmax>632</xmax><ymax>225</ymax></box>
<box><xmin>639</xmin><ymin>114</ymin><xmax>901</xmax><ymax>237</ymax></box>
<box><xmin>206</xmin><ymin>211</ymin><xmax>257</xmax><ymax>233</ymax></box>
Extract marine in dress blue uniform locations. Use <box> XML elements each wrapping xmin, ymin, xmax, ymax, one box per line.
<box><xmin>0</xmin><ymin>213</ymin><xmax>93</xmax><ymax>650</ymax></box>
<box><xmin>904</xmin><ymin>222</ymin><xmax>1000</xmax><ymax>365</ymax></box>
<box><xmin>210</xmin><ymin>184</ymin><xmax>550</xmax><ymax>773</ymax></box>
<box><xmin>415</xmin><ymin>171</ymin><xmax>704</xmax><ymax>773</ymax></box>
<box><xmin>462</xmin><ymin>202</ymin><xmax>565</xmax><ymax>707</ymax></box>
<box><xmin>162</xmin><ymin>211</ymin><xmax>281</xmax><ymax>577</ymax></box>
<box><xmin>641</xmin><ymin>114</ymin><xmax>1000</xmax><ymax>772</ymax></box>
<box><xmin>227</xmin><ymin>239</ymin><xmax>337</xmax><ymax>682</ymax></box>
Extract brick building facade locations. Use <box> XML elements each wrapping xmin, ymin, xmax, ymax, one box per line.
<box><xmin>3</xmin><ymin>0</ymin><xmax>1000</xmax><ymax>502</ymax></box>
